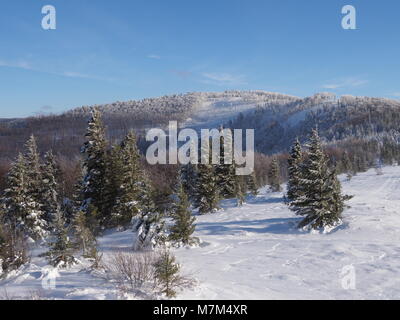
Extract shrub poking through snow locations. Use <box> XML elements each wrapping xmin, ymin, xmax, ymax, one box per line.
<box><xmin>104</xmin><ymin>251</ymin><xmax>157</xmax><ymax>295</ymax></box>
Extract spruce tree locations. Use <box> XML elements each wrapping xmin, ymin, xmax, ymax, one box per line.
<box><xmin>291</xmin><ymin>130</ymin><xmax>346</xmax><ymax>230</ymax></box>
<box><xmin>286</xmin><ymin>138</ymin><xmax>303</xmax><ymax>203</ymax></box>
<box><xmin>329</xmin><ymin>169</ymin><xmax>346</xmax><ymax>217</ymax></box>
<box><xmin>215</xmin><ymin>132</ymin><xmax>236</xmax><ymax>199</ymax></box>
<box><xmin>268</xmin><ymin>158</ymin><xmax>282</xmax><ymax>192</ymax></box>
<box><xmin>42</xmin><ymin>210</ymin><xmax>77</xmax><ymax>268</ymax></box>
<box><xmin>180</xmin><ymin>163</ymin><xmax>198</xmax><ymax>203</ymax></box>
<box><xmin>169</xmin><ymin>183</ymin><xmax>198</xmax><ymax>246</ymax></box>
<box><xmin>246</xmin><ymin>171</ymin><xmax>259</xmax><ymax>196</ymax></box>
<box><xmin>1</xmin><ymin>154</ymin><xmax>47</xmax><ymax>240</ymax></box>
<box><xmin>195</xmin><ymin>162</ymin><xmax>220</xmax><ymax>214</ymax></box>
<box><xmin>154</xmin><ymin>247</ymin><xmax>183</xmax><ymax>298</ymax></box>
<box><xmin>1</xmin><ymin>154</ymin><xmax>27</xmax><ymax>232</ymax></box>
<box><xmin>24</xmin><ymin>135</ymin><xmax>43</xmax><ymax>204</ymax></box>
<box><xmin>80</xmin><ymin>109</ymin><xmax>109</xmax><ymax>227</ymax></box>
<box><xmin>110</xmin><ymin>131</ymin><xmax>142</xmax><ymax>228</ymax></box>
<box><xmin>72</xmin><ymin>210</ymin><xmax>97</xmax><ymax>258</ymax></box>
<box><xmin>40</xmin><ymin>151</ymin><xmax>61</xmax><ymax>227</ymax></box>
<box><xmin>132</xmin><ymin>175</ymin><xmax>165</xmax><ymax>251</ymax></box>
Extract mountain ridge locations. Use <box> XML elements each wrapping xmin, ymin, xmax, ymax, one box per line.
<box><xmin>1</xmin><ymin>90</ymin><xmax>400</xmax><ymax>160</ymax></box>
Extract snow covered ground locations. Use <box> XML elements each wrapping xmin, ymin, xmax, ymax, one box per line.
<box><xmin>1</xmin><ymin>166</ymin><xmax>400</xmax><ymax>300</ymax></box>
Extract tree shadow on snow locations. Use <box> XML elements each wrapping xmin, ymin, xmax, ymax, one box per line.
<box><xmin>219</xmin><ymin>194</ymin><xmax>285</xmax><ymax>210</ymax></box>
<box><xmin>196</xmin><ymin>217</ymin><xmax>303</xmax><ymax>236</ymax></box>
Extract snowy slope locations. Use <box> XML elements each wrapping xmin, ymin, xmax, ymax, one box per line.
<box><xmin>1</xmin><ymin>167</ymin><xmax>400</xmax><ymax>300</ymax></box>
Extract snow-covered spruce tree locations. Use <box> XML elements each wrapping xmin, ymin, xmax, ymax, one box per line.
<box><xmin>40</xmin><ymin>151</ymin><xmax>61</xmax><ymax>227</ymax></box>
<box><xmin>268</xmin><ymin>157</ymin><xmax>282</xmax><ymax>192</ymax></box>
<box><xmin>291</xmin><ymin>130</ymin><xmax>346</xmax><ymax>230</ymax></box>
<box><xmin>71</xmin><ymin>162</ymin><xmax>86</xmax><ymax>212</ymax></box>
<box><xmin>132</xmin><ymin>174</ymin><xmax>165</xmax><ymax>251</ymax></box>
<box><xmin>42</xmin><ymin>210</ymin><xmax>77</xmax><ymax>268</ymax></box>
<box><xmin>329</xmin><ymin>169</ymin><xmax>347</xmax><ymax>217</ymax></box>
<box><xmin>1</xmin><ymin>154</ymin><xmax>47</xmax><ymax>240</ymax></box>
<box><xmin>80</xmin><ymin>109</ymin><xmax>109</xmax><ymax>227</ymax></box>
<box><xmin>1</xmin><ymin>154</ymin><xmax>27</xmax><ymax>232</ymax></box>
<box><xmin>103</xmin><ymin>144</ymin><xmax>123</xmax><ymax>223</ymax></box>
<box><xmin>215</xmin><ymin>132</ymin><xmax>237</xmax><ymax>199</ymax></box>
<box><xmin>195</xmin><ymin>141</ymin><xmax>220</xmax><ymax>214</ymax></box>
<box><xmin>169</xmin><ymin>183</ymin><xmax>198</xmax><ymax>246</ymax></box>
<box><xmin>180</xmin><ymin>163</ymin><xmax>198</xmax><ymax>203</ymax></box>
<box><xmin>110</xmin><ymin>131</ymin><xmax>142</xmax><ymax>229</ymax></box>
<box><xmin>154</xmin><ymin>247</ymin><xmax>183</xmax><ymax>298</ymax></box>
<box><xmin>195</xmin><ymin>161</ymin><xmax>220</xmax><ymax>214</ymax></box>
<box><xmin>73</xmin><ymin>163</ymin><xmax>101</xmax><ymax>235</ymax></box>
<box><xmin>246</xmin><ymin>171</ymin><xmax>259</xmax><ymax>196</ymax></box>
<box><xmin>286</xmin><ymin>138</ymin><xmax>303</xmax><ymax>204</ymax></box>
<box><xmin>24</xmin><ymin>135</ymin><xmax>43</xmax><ymax>205</ymax></box>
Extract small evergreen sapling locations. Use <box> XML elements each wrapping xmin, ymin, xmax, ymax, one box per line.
<box><xmin>72</xmin><ymin>210</ymin><xmax>97</xmax><ymax>258</ymax></box>
<box><xmin>154</xmin><ymin>247</ymin><xmax>183</xmax><ymax>298</ymax></box>
<box><xmin>169</xmin><ymin>184</ymin><xmax>198</xmax><ymax>247</ymax></box>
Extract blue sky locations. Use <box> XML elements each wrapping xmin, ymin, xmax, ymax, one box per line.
<box><xmin>0</xmin><ymin>0</ymin><xmax>399</xmax><ymax>118</ymax></box>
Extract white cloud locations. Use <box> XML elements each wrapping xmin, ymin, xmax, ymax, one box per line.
<box><xmin>201</xmin><ymin>72</ymin><xmax>246</xmax><ymax>86</ymax></box>
<box><xmin>62</xmin><ymin>71</ymin><xmax>115</xmax><ymax>82</ymax></box>
<box><xmin>0</xmin><ymin>59</ymin><xmax>32</xmax><ymax>70</ymax></box>
<box><xmin>322</xmin><ymin>77</ymin><xmax>368</xmax><ymax>90</ymax></box>
<box><xmin>147</xmin><ymin>54</ymin><xmax>161</xmax><ymax>60</ymax></box>
<box><xmin>0</xmin><ymin>58</ymin><xmax>114</xmax><ymax>82</ymax></box>
<box><xmin>63</xmin><ymin>71</ymin><xmax>91</xmax><ymax>78</ymax></box>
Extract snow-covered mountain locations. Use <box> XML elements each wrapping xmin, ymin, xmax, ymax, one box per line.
<box><xmin>1</xmin><ymin>90</ymin><xmax>400</xmax><ymax>160</ymax></box>
<box><xmin>65</xmin><ymin>90</ymin><xmax>299</xmax><ymax>129</ymax></box>
<box><xmin>1</xmin><ymin>166</ymin><xmax>400</xmax><ymax>300</ymax></box>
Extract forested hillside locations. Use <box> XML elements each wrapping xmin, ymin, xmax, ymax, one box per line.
<box><xmin>1</xmin><ymin>90</ymin><xmax>400</xmax><ymax>199</ymax></box>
